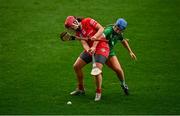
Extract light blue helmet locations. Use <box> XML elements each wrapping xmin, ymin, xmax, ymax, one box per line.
<box><xmin>115</xmin><ymin>18</ymin><xmax>127</xmax><ymax>30</ymax></box>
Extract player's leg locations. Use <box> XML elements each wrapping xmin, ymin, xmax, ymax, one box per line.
<box><xmin>106</xmin><ymin>56</ymin><xmax>129</xmax><ymax>95</ymax></box>
<box><xmin>94</xmin><ymin>54</ymin><xmax>107</xmax><ymax>101</ymax></box>
<box><xmin>106</xmin><ymin>56</ymin><xmax>125</xmax><ymax>84</ymax></box>
<box><xmin>71</xmin><ymin>52</ymin><xmax>91</xmax><ymax>95</ymax></box>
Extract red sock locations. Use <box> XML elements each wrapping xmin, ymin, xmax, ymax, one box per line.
<box><xmin>96</xmin><ymin>88</ymin><xmax>101</xmax><ymax>93</ymax></box>
<box><xmin>78</xmin><ymin>84</ymin><xmax>84</xmax><ymax>90</ymax></box>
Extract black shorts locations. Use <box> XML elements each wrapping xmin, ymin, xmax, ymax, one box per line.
<box><xmin>80</xmin><ymin>51</ymin><xmax>107</xmax><ymax>64</ymax></box>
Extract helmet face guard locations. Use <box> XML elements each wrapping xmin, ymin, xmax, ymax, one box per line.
<box><xmin>115</xmin><ymin>18</ymin><xmax>127</xmax><ymax>31</ymax></box>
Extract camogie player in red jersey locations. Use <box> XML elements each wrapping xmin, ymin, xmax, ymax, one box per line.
<box><xmin>64</xmin><ymin>16</ymin><xmax>109</xmax><ymax>101</ymax></box>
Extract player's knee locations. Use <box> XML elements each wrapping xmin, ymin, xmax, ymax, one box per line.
<box><xmin>73</xmin><ymin>63</ymin><xmax>81</xmax><ymax>71</ymax></box>
<box><xmin>73</xmin><ymin>63</ymin><xmax>78</xmax><ymax>70</ymax></box>
<box><xmin>96</xmin><ymin>63</ymin><xmax>103</xmax><ymax>70</ymax></box>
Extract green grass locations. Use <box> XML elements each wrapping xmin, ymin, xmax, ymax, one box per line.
<box><xmin>0</xmin><ymin>0</ymin><xmax>180</xmax><ymax>114</ymax></box>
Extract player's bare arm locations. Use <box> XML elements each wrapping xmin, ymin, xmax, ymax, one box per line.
<box><xmin>80</xmin><ymin>40</ymin><xmax>90</xmax><ymax>52</ymax></box>
<box><xmin>90</xmin><ymin>23</ymin><xmax>104</xmax><ymax>53</ymax></box>
<box><xmin>91</xmin><ymin>23</ymin><xmax>104</xmax><ymax>40</ymax></box>
<box><xmin>121</xmin><ymin>39</ymin><xmax>137</xmax><ymax>60</ymax></box>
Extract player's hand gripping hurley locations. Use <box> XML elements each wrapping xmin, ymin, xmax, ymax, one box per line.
<box><xmin>60</xmin><ymin>31</ymin><xmax>104</xmax><ymax>76</ymax></box>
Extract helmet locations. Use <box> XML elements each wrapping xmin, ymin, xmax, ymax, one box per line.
<box><xmin>115</xmin><ymin>18</ymin><xmax>127</xmax><ymax>30</ymax></box>
<box><xmin>64</xmin><ymin>16</ymin><xmax>76</xmax><ymax>28</ymax></box>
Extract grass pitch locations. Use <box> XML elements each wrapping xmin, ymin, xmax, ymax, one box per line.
<box><xmin>0</xmin><ymin>0</ymin><xmax>180</xmax><ymax>114</ymax></box>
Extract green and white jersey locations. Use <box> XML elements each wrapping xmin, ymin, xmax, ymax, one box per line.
<box><xmin>103</xmin><ymin>26</ymin><xmax>124</xmax><ymax>56</ymax></box>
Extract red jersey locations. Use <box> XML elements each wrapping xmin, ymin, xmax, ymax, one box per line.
<box><xmin>76</xmin><ymin>18</ymin><xmax>109</xmax><ymax>57</ymax></box>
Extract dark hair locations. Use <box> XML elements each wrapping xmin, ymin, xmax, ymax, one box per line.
<box><xmin>74</xmin><ymin>16</ymin><xmax>84</xmax><ymax>22</ymax></box>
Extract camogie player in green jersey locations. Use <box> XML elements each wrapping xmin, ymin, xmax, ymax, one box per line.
<box><xmin>103</xmin><ymin>18</ymin><xmax>137</xmax><ymax>95</ymax></box>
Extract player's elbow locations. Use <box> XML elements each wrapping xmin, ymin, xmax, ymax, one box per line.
<box><xmin>96</xmin><ymin>24</ymin><xmax>104</xmax><ymax>32</ymax></box>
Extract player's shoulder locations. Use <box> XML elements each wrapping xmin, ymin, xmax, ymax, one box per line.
<box><xmin>105</xmin><ymin>24</ymin><xmax>114</xmax><ymax>28</ymax></box>
<box><xmin>105</xmin><ymin>25</ymin><xmax>113</xmax><ymax>30</ymax></box>
<box><xmin>82</xmin><ymin>17</ymin><xmax>91</xmax><ymax>22</ymax></box>
<box><xmin>82</xmin><ymin>18</ymin><xmax>98</xmax><ymax>28</ymax></box>
<box><xmin>104</xmin><ymin>25</ymin><xmax>113</xmax><ymax>33</ymax></box>
<box><xmin>82</xmin><ymin>17</ymin><xmax>96</xmax><ymax>24</ymax></box>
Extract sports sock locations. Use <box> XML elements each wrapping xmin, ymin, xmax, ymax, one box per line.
<box><xmin>120</xmin><ymin>80</ymin><xmax>125</xmax><ymax>87</ymax></box>
<box><xmin>96</xmin><ymin>88</ymin><xmax>101</xmax><ymax>93</ymax></box>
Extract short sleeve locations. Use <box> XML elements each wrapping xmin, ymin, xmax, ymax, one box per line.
<box><xmin>103</xmin><ymin>27</ymin><xmax>112</xmax><ymax>38</ymax></box>
<box><xmin>90</xmin><ymin>19</ymin><xmax>97</xmax><ymax>27</ymax></box>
